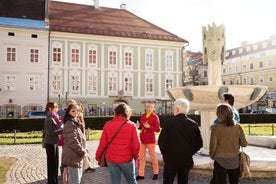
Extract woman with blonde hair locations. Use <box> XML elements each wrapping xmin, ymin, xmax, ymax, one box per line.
<box><xmin>209</xmin><ymin>104</ymin><xmax>248</xmax><ymax>184</ymax></box>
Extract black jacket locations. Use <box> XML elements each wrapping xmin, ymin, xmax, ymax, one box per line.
<box><xmin>158</xmin><ymin>114</ymin><xmax>203</xmax><ymax>168</ymax></box>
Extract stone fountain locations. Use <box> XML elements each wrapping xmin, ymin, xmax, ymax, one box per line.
<box><xmin>168</xmin><ymin>23</ymin><xmax>268</xmax><ymax>153</ymax></box>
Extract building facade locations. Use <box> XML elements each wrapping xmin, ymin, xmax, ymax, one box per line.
<box><xmin>222</xmin><ymin>36</ymin><xmax>276</xmax><ymax>111</ymax></box>
<box><xmin>0</xmin><ymin>18</ymin><xmax>48</xmax><ymax>118</ymax></box>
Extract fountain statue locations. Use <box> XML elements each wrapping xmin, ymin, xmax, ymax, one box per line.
<box><xmin>168</xmin><ymin>23</ymin><xmax>267</xmax><ymax>154</ymax></box>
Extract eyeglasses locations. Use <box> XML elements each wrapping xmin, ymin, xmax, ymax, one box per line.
<box><xmin>70</xmin><ymin>109</ymin><xmax>79</xmax><ymax>113</ymax></box>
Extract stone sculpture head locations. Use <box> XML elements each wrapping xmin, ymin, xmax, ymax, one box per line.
<box><xmin>202</xmin><ymin>23</ymin><xmax>225</xmax><ymax>63</ymax></box>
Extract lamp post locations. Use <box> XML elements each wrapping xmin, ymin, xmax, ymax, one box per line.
<box><xmin>58</xmin><ymin>94</ymin><xmax>61</xmax><ymax>109</ymax></box>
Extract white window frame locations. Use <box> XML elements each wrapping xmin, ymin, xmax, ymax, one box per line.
<box><xmin>108</xmin><ymin>46</ymin><xmax>118</xmax><ymax>69</ymax></box>
<box><xmin>124</xmin><ymin>47</ymin><xmax>133</xmax><ymax>70</ymax></box>
<box><xmin>69</xmin><ymin>71</ymin><xmax>81</xmax><ymax>95</ymax></box>
<box><xmin>29</xmin><ymin>75</ymin><xmax>40</xmax><ymax>91</ymax></box>
<box><xmin>145</xmin><ymin>49</ymin><xmax>154</xmax><ymax>70</ymax></box>
<box><xmin>30</xmin><ymin>48</ymin><xmax>39</xmax><ymax>63</ymax></box>
<box><xmin>145</xmin><ymin>73</ymin><xmax>154</xmax><ymax>96</ymax></box>
<box><xmin>52</xmin><ymin>42</ymin><xmax>62</xmax><ymax>65</ymax></box>
<box><xmin>5</xmin><ymin>75</ymin><xmax>16</xmax><ymax>91</ymax></box>
<box><xmin>70</xmin><ymin>43</ymin><xmax>81</xmax><ymax>66</ymax></box>
<box><xmin>108</xmin><ymin>72</ymin><xmax>118</xmax><ymax>96</ymax></box>
<box><xmin>88</xmin><ymin>44</ymin><xmax>97</xmax><ymax>67</ymax></box>
<box><xmin>123</xmin><ymin>73</ymin><xmax>133</xmax><ymax>96</ymax></box>
<box><xmin>6</xmin><ymin>46</ymin><xmax>16</xmax><ymax>62</ymax></box>
<box><xmin>165</xmin><ymin>50</ymin><xmax>173</xmax><ymax>70</ymax></box>
<box><xmin>87</xmin><ymin>72</ymin><xmax>97</xmax><ymax>95</ymax></box>
<box><xmin>51</xmin><ymin>70</ymin><xmax>62</xmax><ymax>93</ymax></box>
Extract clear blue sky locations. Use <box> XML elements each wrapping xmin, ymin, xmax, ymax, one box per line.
<box><xmin>55</xmin><ymin>0</ymin><xmax>276</xmax><ymax>52</ymax></box>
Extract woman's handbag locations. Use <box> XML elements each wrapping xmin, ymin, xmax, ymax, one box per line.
<box><xmin>98</xmin><ymin>121</ymin><xmax>127</xmax><ymax>167</ymax></box>
<box><xmin>240</xmin><ymin>148</ymin><xmax>251</xmax><ymax>177</ymax></box>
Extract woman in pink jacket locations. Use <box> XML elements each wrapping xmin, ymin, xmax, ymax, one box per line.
<box><xmin>136</xmin><ymin>101</ymin><xmax>160</xmax><ymax>180</ymax></box>
<box><xmin>96</xmin><ymin>102</ymin><xmax>140</xmax><ymax>184</ymax></box>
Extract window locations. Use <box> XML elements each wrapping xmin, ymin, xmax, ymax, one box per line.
<box><xmin>88</xmin><ymin>49</ymin><xmax>97</xmax><ymax>65</ymax></box>
<box><xmin>145</xmin><ymin>73</ymin><xmax>154</xmax><ymax>96</ymax></box>
<box><xmin>232</xmin><ymin>50</ymin><xmax>236</xmax><ymax>55</ymax></box>
<box><xmin>51</xmin><ymin>75</ymin><xmax>61</xmax><ymax>91</ymax></box>
<box><xmin>7</xmin><ymin>47</ymin><xmax>16</xmax><ymax>62</ymax></box>
<box><xmin>125</xmin><ymin>52</ymin><xmax>132</xmax><ymax>66</ymax></box>
<box><xmin>165</xmin><ymin>51</ymin><xmax>173</xmax><ymax>70</ymax></box>
<box><xmin>87</xmin><ymin>74</ymin><xmax>97</xmax><ymax>94</ymax></box>
<box><xmin>124</xmin><ymin>76</ymin><xmax>133</xmax><ymax>93</ymax></box>
<box><xmin>71</xmin><ymin>49</ymin><xmax>80</xmax><ymax>63</ymax></box>
<box><xmin>250</xmin><ymin>77</ymin><xmax>254</xmax><ymax>84</ymax></box>
<box><xmin>108</xmin><ymin>75</ymin><xmax>117</xmax><ymax>93</ymax></box>
<box><xmin>269</xmin><ymin>75</ymin><xmax>273</xmax><ymax>82</ymax></box>
<box><xmin>246</xmin><ymin>46</ymin><xmax>250</xmax><ymax>52</ymax></box>
<box><xmin>146</xmin><ymin>78</ymin><xmax>153</xmax><ymax>93</ymax></box>
<box><xmin>70</xmin><ymin>75</ymin><xmax>80</xmax><ymax>92</ymax></box>
<box><xmin>145</xmin><ymin>49</ymin><xmax>154</xmax><ymax>69</ymax></box>
<box><xmin>5</xmin><ymin>75</ymin><xmax>16</xmax><ymax>91</ymax></box>
<box><xmin>239</xmin><ymin>48</ymin><xmax>243</xmax><ymax>54</ymax></box>
<box><xmin>259</xmin><ymin>76</ymin><xmax>264</xmax><ymax>83</ymax></box>
<box><xmin>109</xmin><ymin>51</ymin><xmax>117</xmax><ymax>65</ymax></box>
<box><xmin>235</xmin><ymin>66</ymin><xmax>240</xmax><ymax>72</ymax></box>
<box><xmin>253</xmin><ymin>44</ymin><xmax>258</xmax><ymax>50</ymax></box>
<box><xmin>262</xmin><ymin>42</ymin><xmax>267</xmax><ymax>48</ymax></box>
<box><xmin>29</xmin><ymin>76</ymin><xmax>39</xmax><ymax>91</ymax></box>
<box><xmin>223</xmin><ymin>68</ymin><xmax>226</xmax><ymax>74</ymax></box>
<box><xmin>228</xmin><ymin>67</ymin><xmax>232</xmax><ymax>73</ymax></box>
<box><xmin>165</xmin><ymin>79</ymin><xmax>173</xmax><ymax>90</ymax></box>
<box><xmin>250</xmin><ymin>63</ymin><xmax>253</xmax><ymax>70</ymax></box>
<box><xmin>243</xmin><ymin>78</ymin><xmax>246</xmax><ymax>85</ymax></box>
<box><xmin>30</xmin><ymin>49</ymin><xmax>39</xmax><ymax>63</ymax></box>
<box><xmin>272</xmin><ymin>39</ymin><xmax>276</xmax><ymax>46</ymax></box>
<box><xmin>242</xmin><ymin>65</ymin><xmax>247</xmax><ymax>72</ymax></box>
<box><xmin>52</xmin><ymin>47</ymin><xmax>61</xmax><ymax>63</ymax></box>
<box><xmin>268</xmin><ymin>59</ymin><xmax>273</xmax><ymax>67</ymax></box>
<box><xmin>259</xmin><ymin>61</ymin><xmax>263</xmax><ymax>68</ymax></box>
<box><xmin>203</xmin><ymin>71</ymin><xmax>207</xmax><ymax>77</ymax></box>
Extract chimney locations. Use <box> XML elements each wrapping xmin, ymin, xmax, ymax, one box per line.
<box><xmin>94</xmin><ymin>0</ymin><xmax>99</xmax><ymax>10</ymax></box>
<box><xmin>120</xmin><ymin>3</ymin><xmax>126</xmax><ymax>9</ymax></box>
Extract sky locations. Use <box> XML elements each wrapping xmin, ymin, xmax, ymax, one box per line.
<box><xmin>54</xmin><ymin>0</ymin><xmax>276</xmax><ymax>52</ymax></box>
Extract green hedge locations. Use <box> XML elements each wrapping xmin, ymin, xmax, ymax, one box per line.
<box><xmin>0</xmin><ymin>114</ymin><xmax>275</xmax><ymax>132</ymax></box>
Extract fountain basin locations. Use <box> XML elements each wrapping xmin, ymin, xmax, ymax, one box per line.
<box><xmin>168</xmin><ymin>85</ymin><xmax>268</xmax><ymax>110</ymax></box>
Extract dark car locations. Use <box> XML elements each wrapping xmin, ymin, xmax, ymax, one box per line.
<box><xmin>250</xmin><ymin>110</ymin><xmax>272</xmax><ymax>114</ymax></box>
<box><xmin>26</xmin><ymin>111</ymin><xmax>46</xmax><ymax>118</ymax></box>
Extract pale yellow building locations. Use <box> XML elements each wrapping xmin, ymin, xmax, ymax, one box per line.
<box><xmin>222</xmin><ymin>36</ymin><xmax>276</xmax><ymax>110</ymax></box>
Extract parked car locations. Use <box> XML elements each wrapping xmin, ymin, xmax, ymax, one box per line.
<box><xmin>250</xmin><ymin>110</ymin><xmax>272</xmax><ymax>114</ymax></box>
<box><xmin>25</xmin><ymin>111</ymin><xmax>46</xmax><ymax>118</ymax></box>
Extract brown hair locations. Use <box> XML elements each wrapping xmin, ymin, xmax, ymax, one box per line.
<box><xmin>216</xmin><ymin>104</ymin><xmax>235</xmax><ymax>126</ymax></box>
<box><xmin>114</xmin><ymin>102</ymin><xmax>132</xmax><ymax>120</ymax></box>
<box><xmin>45</xmin><ymin>102</ymin><xmax>57</xmax><ymax>113</ymax></box>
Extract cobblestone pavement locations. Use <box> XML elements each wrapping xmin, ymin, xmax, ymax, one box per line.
<box><xmin>1</xmin><ymin>141</ymin><xmax>276</xmax><ymax>184</ymax></box>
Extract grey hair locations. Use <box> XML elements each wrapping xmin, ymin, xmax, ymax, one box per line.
<box><xmin>174</xmin><ymin>98</ymin><xmax>190</xmax><ymax>114</ymax></box>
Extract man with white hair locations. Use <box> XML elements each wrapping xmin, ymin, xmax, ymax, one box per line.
<box><xmin>158</xmin><ymin>98</ymin><xmax>203</xmax><ymax>184</ymax></box>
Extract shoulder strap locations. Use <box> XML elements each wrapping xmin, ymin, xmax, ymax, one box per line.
<box><xmin>106</xmin><ymin>120</ymin><xmax>127</xmax><ymax>149</ymax></box>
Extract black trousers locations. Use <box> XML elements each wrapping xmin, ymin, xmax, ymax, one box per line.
<box><xmin>212</xmin><ymin>161</ymin><xmax>240</xmax><ymax>184</ymax></box>
<box><xmin>163</xmin><ymin>164</ymin><xmax>191</xmax><ymax>184</ymax></box>
<box><xmin>45</xmin><ymin>143</ymin><xmax>59</xmax><ymax>184</ymax></box>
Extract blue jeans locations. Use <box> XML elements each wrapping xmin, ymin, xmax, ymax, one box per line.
<box><xmin>107</xmin><ymin>159</ymin><xmax>137</xmax><ymax>184</ymax></box>
<box><xmin>68</xmin><ymin>166</ymin><xmax>83</xmax><ymax>184</ymax></box>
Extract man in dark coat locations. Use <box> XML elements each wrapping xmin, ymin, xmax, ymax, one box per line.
<box><xmin>158</xmin><ymin>98</ymin><xmax>203</xmax><ymax>184</ymax></box>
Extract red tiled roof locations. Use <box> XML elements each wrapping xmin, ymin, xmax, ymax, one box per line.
<box><xmin>49</xmin><ymin>1</ymin><xmax>188</xmax><ymax>43</ymax></box>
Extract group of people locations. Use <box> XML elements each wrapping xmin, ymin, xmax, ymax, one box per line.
<box><xmin>43</xmin><ymin>92</ymin><xmax>248</xmax><ymax>184</ymax></box>
<box><xmin>43</xmin><ymin>99</ymin><xmax>95</xmax><ymax>184</ymax></box>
